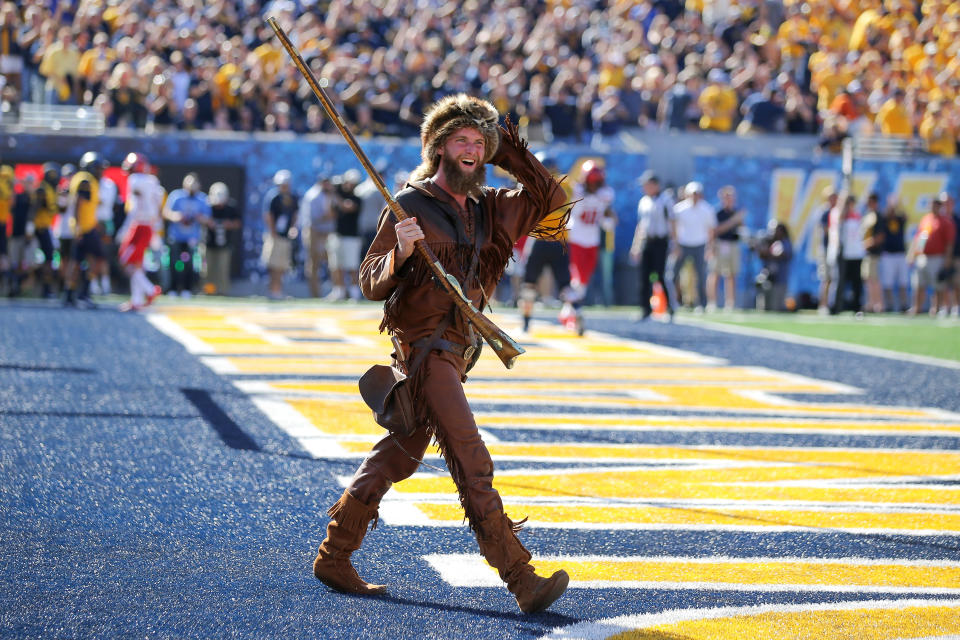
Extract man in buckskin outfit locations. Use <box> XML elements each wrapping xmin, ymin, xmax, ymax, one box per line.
<box><xmin>312</xmin><ymin>94</ymin><xmax>570</xmax><ymax>614</ymax></box>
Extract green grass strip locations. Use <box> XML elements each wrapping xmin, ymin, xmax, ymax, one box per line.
<box><xmin>697</xmin><ymin>311</ymin><xmax>960</xmax><ymax>363</ymax></box>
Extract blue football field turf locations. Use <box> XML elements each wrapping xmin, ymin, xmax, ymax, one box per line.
<box><xmin>1</xmin><ymin>300</ymin><xmax>958</xmax><ymax>640</ymax></box>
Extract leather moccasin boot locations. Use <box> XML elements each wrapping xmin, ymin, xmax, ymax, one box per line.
<box><xmin>508</xmin><ymin>566</ymin><xmax>570</xmax><ymax>614</ymax></box>
<box><xmin>312</xmin><ymin>490</ymin><xmax>387</xmax><ymax>595</ymax></box>
<box><xmin>475</xmin><ymin>511</ymin><xmax>569</xmax><ymax>613</ymax></box>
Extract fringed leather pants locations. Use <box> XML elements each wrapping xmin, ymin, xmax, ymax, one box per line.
<box><xmin>345</xmin><ymin>351</ymin><xmax>503</xmax><ymax>528</ymax></box>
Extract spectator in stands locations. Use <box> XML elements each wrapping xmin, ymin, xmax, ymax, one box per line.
<box><xmin>76</xmin><ymin>32</ymin><xmax>113</xmax><ymax>104</ymax></box>
<box><xmin>875</xmin><ymin>87</ymin><xmax>913</xmax><ymax>137</ymax></box>
<box><xmin>7</xmin><ymin>0</ymin><xmax>960</xmax><ymax>148</ymax></box>
<box><xmin>776</xmin><ymin>4</ymin><xmax>814</xmax><ymax>85</ymax></box>
<box><xmin>543</xmin><ymin>82</ymin><xmax>581</xmax><ymax>143</ymax></box>
<box><xmin>919</xmin><ymin>99</ymin><xmax>957</xmax><ymax>157</ymax></box>
<box><xmin>177</xmin><ymin>98</ymin><xmax>200</xmax><ymax>132</ymax></box>
<box><xmin>659</xmin><ymin>68</ymin><xmax>701</xmax><ymax>132</ymax></box>
<box><xmin>738</xmin><ymin>82</ymin><xmax>787</xmax><ymax>135</ymax></box>
<box><xmin>38</xmin><ymin>26</ymin><xmax>79</xmax><ymax>105</ymax></box>
<box><xmin>832</xmin><ymin>80</ymin><xmax>872</xmax><ymax>132</ymax></box>
<box><xmin>817</xmin><ymin>114</ymin><xmax>850</xmax><ymax>154</ymax></box>
<box><xmin>0</xmin><ymin>4</ymin><xmax>24</xmax><ymax>102</ymax></box>
<box><xmin>146</xmin><ymin>74</ymin><xmax>178</xmax><ymax>132</ymax></box>
<box><xmin>698</xmin><ymin>68</ymin><xmax>738</xmax><ymax>133</ymax></box>
<box><xmin>591</xmin><ymin>86</ymin><xmax>631</xmax><ymax>142</ymax></box>
<box><xmin>784</xmin><ymin>81</ymin><xmax>818</xmax><ymax>133</ymax></box>
<box><xmin>105</xmin><ymin>62</ymin><xmax>146</xmax><ymax>129</ymax></box>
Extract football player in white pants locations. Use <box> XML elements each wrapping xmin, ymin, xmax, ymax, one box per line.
<box><xmin>117</xmin><ymin>153</ymin><xmax>165</xmax><ymax>311</ymax></box>
<box><xmin>560</xmin><ymin>160</ymin><xmax>616</xmax><ymax>335</ymax></box>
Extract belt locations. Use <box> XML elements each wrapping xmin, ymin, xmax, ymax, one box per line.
<box><xmin>412</xmin><ymin>336</ymin><xmax>478</xmax><ymax>361</ymax></box>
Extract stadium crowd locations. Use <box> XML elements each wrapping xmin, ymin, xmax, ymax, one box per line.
<box><xmin>1</xmin><ymin>0</ymin><xmax>960</xmax><ymax>152</ymax></box>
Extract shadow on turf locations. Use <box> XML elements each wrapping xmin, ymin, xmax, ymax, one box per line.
<box><xmin>0</xmin><ymin>362</ymin><xmax>95</xmax><ymax>374</ymax></box>
<box><xmin>0</xmin><ymin>410</ymin><xmax>197</xmax><ymax>419</ymax></box>
<box><xmin>331</xmin><ymin>591</ymin><xmax>583</xmax><ymax>626</ymax></box>
<box><xmin>180</xmin><ymin>386</ymin><xmax>318</xmax><ymax>461</ymax></box>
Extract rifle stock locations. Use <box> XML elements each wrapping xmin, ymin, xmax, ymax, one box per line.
<box><xmin>267</xmin><ymin>17</ymin><xmax>524</xmax><ymax>369</ymax></box>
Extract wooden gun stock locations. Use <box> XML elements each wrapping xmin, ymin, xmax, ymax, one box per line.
<box><xmin>267</xmin><ymin>17</ymin><xmax>524</xmax><ymax>368</ymax></box>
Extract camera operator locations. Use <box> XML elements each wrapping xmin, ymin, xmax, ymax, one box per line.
<box><xmin>750</xmin><ymin>219</ymin><xmax>793</xmax><ymax>311</ymax></box>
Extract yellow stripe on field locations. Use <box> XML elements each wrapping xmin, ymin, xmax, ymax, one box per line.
<box><xmin>394</xmin><ymin>471</ymin><xmax>960</xmax><ymax>505</ymax></box>
<box><xmin>621</xmin><ymin>605</ymin><xmax>960</xmax><ymax>640</ymax></box>
<box><xmin>414</xmin><ymin>503</ymin><xmax>960</xmax><ymax>532</ymax></box>
<box><xmin>266</xmin><ymin>380</ymin><xmax>933</xmax><ymax>417</ymax></box>
<box><xmin>529</xmin><ymin>557</ymin><xmax>960</xmax><ymax>590</ymax></box>
<box><xmin>476</xmin><ymin>414</ymin><xmax>960</xmax><ymax>431</ymax></box>
<box><xmin>209</xmin><ymin>359</ymin><xmax>807</xmax><ymax>383</ymax></box>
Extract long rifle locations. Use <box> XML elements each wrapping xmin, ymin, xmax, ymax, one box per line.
<box><xmin>267</xmin><ymin>18</ymin><xmax>524</xmax><ymax>369</ymax></box>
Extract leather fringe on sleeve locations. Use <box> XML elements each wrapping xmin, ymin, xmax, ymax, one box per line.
<box><xmin>494</xmin><ymin>117</ymin><xmax>573</xmax><ymax>242</ymax></box>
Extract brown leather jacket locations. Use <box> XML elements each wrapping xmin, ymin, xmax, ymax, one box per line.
<box><xmin>360</xmin><ymin>124</ymin><xmax>567</xmax><ymax>356</ymax></box>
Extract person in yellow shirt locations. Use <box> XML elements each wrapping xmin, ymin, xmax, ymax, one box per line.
<box><xmin>919</xmin><ymin>100</ymin><xmax>957</xmax><ymax>156</ymax></box>
<box><xmin>849</xmin><ymin>5</ymin><xmax>882</xmax><ymax>51</ymax></box>
<box><xmin>811</xmin><ymin>52</ymin><xmax>855</xmax><ymax>113</ymax></box>
<box><xmin>874</xmin><ymin>88</ymin><xmax>914</xmax><ymax>136</ymax></box>
<box><xmin>77</xmin><ymin>32</ymin><xmax>115</xmax><ymax>93</ymax></box>
<box><xmin>38</xmin><ymin>27</ymin><xmax>80</xmax><ymax>104</ymax></box>
<box><xmin>0</xmin><ymin>164</ymin><xmax>13</xmax><ymax>282</ymax></box>
<box><xmin>252</xmin><ymin>40</ymin><xmax>283</xmax><ymax>82</ymax></box>
<box><xmin>213</xmin><ymin>41</ymin><xmax>245</xmax><ymax>112</ymax></box>
<box><xmin>63</xmin><ymin>153</ymin><xmax>103</xmax><ymax>308</ymax></box>
<box><xmin>30</xmin><ymin>163</ymin><xmax>60</xmax><ymax>298</ymax></box>
<box><xmin>810</xmin><ymin>5</ymin><xmax>853</xmax><ymax>50</ymax></box>
<box><xmin>777</xmin><ymin>5</ymin><xmax>814</xmax><ymax>81</ymax></box>
<box><xmin>698</xmin><ymin>69</ymin><xmax>738</xmax><ymax>132</ymax></box>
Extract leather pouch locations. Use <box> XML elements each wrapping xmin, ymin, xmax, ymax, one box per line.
<box><xmin>358</xmin><ymin>364</ymin><xmax>417</xmax><ymax>437</ymax></box>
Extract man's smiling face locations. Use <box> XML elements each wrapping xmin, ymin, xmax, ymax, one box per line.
<box><xmin>438</xmin><ymin>127</ymin><xmax>487</xmax><ymax>194</ymax></box>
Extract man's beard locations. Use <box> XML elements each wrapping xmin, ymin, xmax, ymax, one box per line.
<box><xmin>440</xmin><ymin>153</ymin><xmax>486</xmax><ymax>195</ymax></box>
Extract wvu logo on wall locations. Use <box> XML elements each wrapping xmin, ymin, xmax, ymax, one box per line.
<box><xmin>768</xmin><ymin>167</ymin><xmax>950</xmax><ymax>252</ymax></box>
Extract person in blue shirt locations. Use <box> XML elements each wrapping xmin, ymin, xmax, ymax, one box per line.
<box><xmin>163</xmin><ymin>173</ymin><xmax>210</xmax><ymax>297</ymax></box>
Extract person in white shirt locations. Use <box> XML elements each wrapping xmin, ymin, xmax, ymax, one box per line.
<box><xmin>668</xmin><ymin>181</ymin><xmax>716</xmax><ymax>311</ymax></box>
<box><xmin>828</xmin><ymin>194</ymin><xmax>866</xmax><ymax>314</ymax></box>
<box><xmin>117</xmin><ymin>152</ymin><xmax>164</xmax><ymax>311</ymax></box>
<box><xmin>561</xmin><ymin>160</ymin><xmax>616</xmax><ymax>335</ymax></box>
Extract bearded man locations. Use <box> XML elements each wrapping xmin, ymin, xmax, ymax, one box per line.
<box><xmin>312</xmin><ymin>94</ymin><xmax>571</xmax><ymax>614</ymax></box>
